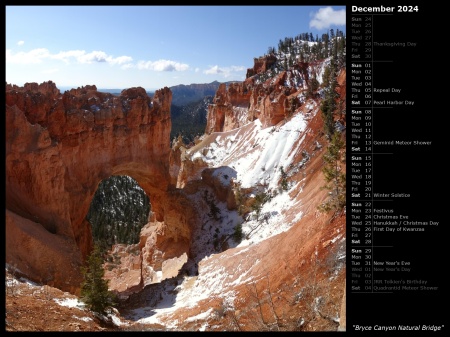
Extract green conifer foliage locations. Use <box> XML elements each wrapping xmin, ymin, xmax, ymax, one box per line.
<box><xmin>318</xmin><ymin>132</ymin><xmax>346</xmax><ymax>213</ymax></box>
<box><xmin>80</xmin><ymin>244</ymin><xmax>117</xmax><ymax>315</ymax></box>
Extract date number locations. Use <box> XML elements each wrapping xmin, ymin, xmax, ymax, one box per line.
<box><xmin>398</xmin><ymin>6</ymin><xmax>419</xmax><ymax>12</ymax></box>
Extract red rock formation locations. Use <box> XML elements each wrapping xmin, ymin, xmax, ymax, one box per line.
<box><xmin>201</xmin><ymin>167</ymin><xmax>236</xmax><ymax>210</ymax></box>
<box><xmin>252</xmin><ymin>71</ymin><xmax>291</xmax><ymax>128</ymax></box>
<box><xmin>335</xmin><ymin>68</ymin><xmax>347</xmax><ymax>126</ymax></box>
<box><xmin>128</xmin><ymin>105</ymin><xmax>346</xmax><ymax>330</ymax></box>
<box><xmin>5</xmin><ymin>81</ymin><xmax>194</xmax><ymax>294</ymax></box>
<box><xmin>206</xmin><ymin>69</ymin><xmax>306</xmax><ymax>134</ymax></box>
<box><xmin>205</xmin><ymin>82</ymin><xmax>253</xmax><ymax>134</ymax></box>
<box><xmin>246</xmin><ymin>54</ymin><xmax>277</xmax><ymax>78</ymax></box>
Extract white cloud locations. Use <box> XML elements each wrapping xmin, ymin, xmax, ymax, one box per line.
<box><xmin>109</xmin><ymin>55</ymin><xmax>134</xmax><ymax>65</ymax></box>
<box><xmin>121</xmin><ymin>63</ymin><xmax>134</xmax><ymax>70</ymax></box>
<box><xmin>204</xmin><ymin>65</ymin><xmax>223</xmax><ymax>75</ymax></box>
<box><xmin>17</xmin><ymin>40</ymin><xmax>24</xmax><ymax>46</ymax></box>
<box><xmin>6</xmin><ymin>48</ymin><xmax>133</xmax><ymax>66</ymax></box>
<box><xmin>136</xmin><ymin>59</ymin><xmax>189</xmax><ymax>72</ymax></box>
<box><xmin>204</xmin><ymin>65</ymin><xmax>246</xmax><ymax>78</ymax></box>
<box><xmin>75</xmin><ymin>51</ymin><xmax>133</xmax><ymax>65</ymax></box>
<box><xmin>52</xmin><ymin>50</ymin><xmax>86</xmax><ymax>63</ymax></box>
<box><xmin>309</xmin><ymin>7</ymin><xmax>346</xmax><ymax>30</ymax></box>
<box><xmin>6</xmin><ymin>48</ymin><xmax>51</xmax><ymax>64</ymax></box>
<box><xmin>70</xmin><ymin>50</ymin><xmax>133</xmax><ymax>65</ymax></box>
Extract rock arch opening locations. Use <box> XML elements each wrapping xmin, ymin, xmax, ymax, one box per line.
<box><xmin>6</xmin><ymin>82</ymin><xmax>195</xmax><ymax>295</ymax></box>
<box><xmin>87</xmin><ymin>175</ymin><xmax>151</xmax><ymax>251</ymax></box>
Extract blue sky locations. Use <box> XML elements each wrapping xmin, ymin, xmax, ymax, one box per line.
<box><xmin>6</xmin><ymin>5</ymin><xmax>346</xmax><ymax>91</ymax></box>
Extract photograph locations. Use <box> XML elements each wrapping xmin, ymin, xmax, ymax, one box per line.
<box><xmin>5</xmin><ymin>3</ymin><xmax>443</xmax><ymax>334</ymax></box>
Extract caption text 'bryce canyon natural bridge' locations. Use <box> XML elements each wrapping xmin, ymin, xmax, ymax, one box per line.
<box><xmin>6</xmin><ymin>81</ymin><xmax>196</xmax><ymax>294</ymax></box>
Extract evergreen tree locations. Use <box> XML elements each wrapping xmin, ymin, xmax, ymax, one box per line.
<box><xmin>318</xmin><ymin>132</ymin><xmax>346</xmax><ymax>213</ymax></box>
<box><xmin>80</xmin><ymin>244</ymin><xmax>117</xmax><ymax>315</ymax></box>
<box><xmin>289</xmin><ymin>54</ymin><xmax>295</xmax><ymax>67</ymax></box>
<box><xmin>279</xmin><ymin>166</ymin><xmax>289</xmax><ymax>191</ymax></box>
<box><xmin>321</xmin><ymin>96</ymin><xmax>335</xmax><ymax>138</ymax></box>
<box><xmin>87</xmin><ymin>175</ymin><xmax>150</xmax><ymax>249</ymax></box>
<box><xmin>320</xmin><ymin>61</ymin><xmax>338</xmax><ymax>139</ymax></box>
<box><xmin>233</xmin><ymin>223</ymin><xmax>243</xmax><ymax>243</ymax></box>
<box><xmin>322</xmin><ymin>65</ymin><xmax>332</xmax><ymax>88</ymax></box>
<box><xmin>307</xmin><ymin>77</ymin><xmax>319</xmax><ymax>99</ymax></box>
<box><xmin>337</xmin><ymin>33</ymin><xmax>346</xmax><ymax>68</ymax></box>
<box><xmin>267</xmin><ymin>46</ymin><xmax>276</xmax><ymax>55</ymax></box>
<box><xmin>322</xmin><ymin>33</ymin><xmax>329</xmax><ymax>58</ymax></box>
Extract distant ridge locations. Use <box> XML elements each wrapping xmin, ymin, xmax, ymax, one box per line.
<box><xmin>170</xmin><ymin>80</ymin><xmax>239</xmax><ymax>106</ymax></box>
<box><xmin>56</xmin><ymin>81</ymin><xmax>241</xmax><ymax>104</ymax></box>
<box><xmin>97</xmin><ymin>88</ymin><xmax>124</xmax><ymax>95</ymax></box>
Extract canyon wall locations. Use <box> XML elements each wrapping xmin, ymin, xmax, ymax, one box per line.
<box><xmin>5</xmin><ymin>81</ymin><xmax>194</xmax><ymax>294</ymax></box>
<box><xmin>206</xmin><ymin>57</ymin><xmax>309</xmax><ymax>134</ymax></box>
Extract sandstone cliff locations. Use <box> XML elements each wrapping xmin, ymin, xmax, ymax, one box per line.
<box><xmin>5</xmin><ymin>81</ymin><xmax>194</xmax><ymax>294</ymax></box>
<box><xmin>205</xmin><ymin>58</ymin><xmax>311</xmax><ymax>134</ymax></box>
<box><xmin>6</xmin><ymin>56</ymin><xmax>347</xmax><ymax>331</ymax></box>
<box><xmin>155</xmin><ymin>63</ymin><xmax>347</xmax><ymax>331</ymax></box>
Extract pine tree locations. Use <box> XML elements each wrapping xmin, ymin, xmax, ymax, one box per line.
<box><xmin>318</xmin><ymin>132</ymin><xmax>346</xmax><ymax>213</ymax></box>
<box><xmin>320</xmin><ymin>62</ymin><xmax>338</xmax><ymax>139</ymax></box>
<box><xmin>80</xmin><ymin>244</ymin><xmax>117</xmax><ymax>315</ymax></box>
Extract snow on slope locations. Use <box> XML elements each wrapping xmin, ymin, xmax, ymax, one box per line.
<box><xmin>127</xmin><ymin>104</ymin><xmax>320</xmax><ymax>327</ymax></box>
<box><xmin>191</xmin><ymin>102</ymin><xmax>315</xmax><ymax>190</ymax></box>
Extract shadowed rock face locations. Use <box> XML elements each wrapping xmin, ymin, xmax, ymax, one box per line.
<box><xmin>5</xmin><ymin>81</ymin><xmax>194</xmax><ymax>294</ymax></box>
<box><xmin>205</xmin><ymin>66</ymin><xmax>306</xmax><ymax>135</ymax></box>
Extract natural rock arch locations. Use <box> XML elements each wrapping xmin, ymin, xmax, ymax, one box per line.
<box><xmin>5</xmin><ymin>82</ymin><xmax>194</xmax><ymax>294</ymax></box>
